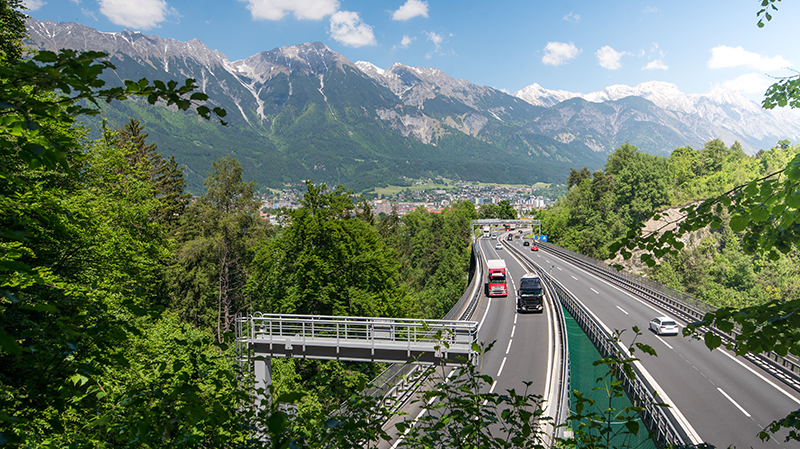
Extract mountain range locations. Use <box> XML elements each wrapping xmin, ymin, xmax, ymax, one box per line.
<box><xmin>23</xmin><ymin>17</ymin><xmax>800</xmax><ymax>194</ymax></box>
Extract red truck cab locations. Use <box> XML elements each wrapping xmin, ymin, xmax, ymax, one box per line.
<box><xmin>485</xmin><ymin>259</ymin><xmax>508</xmax><ymax>297</ymax></box>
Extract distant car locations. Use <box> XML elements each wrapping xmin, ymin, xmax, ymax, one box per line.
<box><xmin>531</xmin><ymin>245</ymin><xmax>539</xmax><ymax>251</ymax></box>
<box><xmin>491</xmin><ymin>234</ymin><xmax>497</xmax><ymax>239</ymax></box>
<box><xmin>523</xmin><ymin>241</ymin><xmax>530</xmax><ymax>246</ymax></box>
<box><xmin>495</xmin><ymin>243</ymin><xmax>503</xmax><ymax>250</ymax></box>
<box><xmin>507</xmin><ymin>234</ymin><xmax>513</xmax><ymax>241</ymax></box>
<box><xmin>649</xmin><ymin>317</ymin><xmax>679</xmax><ymax>336</ymax></box>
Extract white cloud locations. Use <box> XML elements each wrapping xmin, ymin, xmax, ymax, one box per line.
<box><xmin>399</xmin><ymin>35</ymin><xmax>413</xmax><ymax>48</ymax></box>
<box><xmin>425</xmin><ymin>31</ymin><xmax>443</xmax><ymax>50</ymax></box>
<box><xmin>596</xmin><ymin>45</ymin><xmax>627</xmax><ymax>70</ymax></box>
<box><xmin>392</xmin><ymin>0</ymin><xmax>428</xmax><ymax>21</ymax></box>
<box><xmin>329</xmin><ymin>11</ymin><xmax>376</xmax><ymax>47</ymax></box>
<box><xmin>718</xmin><ymin>73</ymin><xmax>773</xmax><ymax>94</ymax></box>
<box><xmin>82</xmin><ymin>8</ymin><xmax>98</xmax><ymax>20</ymax></box>
<box><xmin>708</xmin><ymin>45</ymin><xmax>791</xmax><ymax>71</ymax></box>
<box><xmin>643</xmin><ymin>59</ymin><xmax>668</xmax><ymax>70</ymax></box>
<box><xmin>240</xmin><ymin>0</ymin><xmax>339</xmax><ymax>21</ymax></box>
<box><xmin>642</xmin><ymin>6</ymin><xmax>658</xmax><ymax>14</ymax></box>
<box><xmin>22</xmin><ymin>0</ymin><xmax>46</xmax><ymax>10</ymax></box>
<box><xmin>542</xmin><ymin>42</ymin><xmax>580</xmax><ymax>66</ymax></box>
<box><xmin>98</xmin><ymin>0</ymin><xmax>173</xmax><ymax>29</ymax></box>
<box><xmin>562</xmin><ymin>12</ymin><xmax>580</xmax><ymax>23</ymax></box>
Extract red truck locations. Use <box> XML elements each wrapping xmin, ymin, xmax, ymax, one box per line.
<box><xmin>485</xmin><ymin>259</ymin><xmax>508</xmax><ymax>297</ymax></box>
<box><xmin>504</xmin><ymin>224</ymin><xmax>511</xmax><ymax>231</ymax></box>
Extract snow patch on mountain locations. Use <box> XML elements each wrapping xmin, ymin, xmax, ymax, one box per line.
<box><xmin>514</xmin><ymin>80</ymin><xmax>800</xmax><ymax>150</ymax></box>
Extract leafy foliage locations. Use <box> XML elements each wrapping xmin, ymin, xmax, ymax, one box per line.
<box><xmin>479</xmin><ymin>200</ymin><xmax>518</xmax><ymax>220</ymax></box>
<box><xmin>397</xmin><ymin>344</ymin><xmax>549</xmax><ymax>449</ymax></box>
<box><xmin>247</xmin><ymin>180</ymin><xmax>407</xmax><ymax>318</ymax></box>
<box><xmin>386</xmin><ymin>201</ymin><xmax>478</xmax><ymax>319</ymax></box>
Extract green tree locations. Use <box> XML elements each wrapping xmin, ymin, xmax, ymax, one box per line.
<box><xmin>0</xmin><ymin>0</ymin><xmax>25</xmax><ymax>66</ymax></box>
<box><xmin>0</xmin><ymin>3</ymin><xmax>235</xmax><ymax>444</ymax></box>
<box><xmin>568</xmin><ymin>167</ymin><xmax>592</xmax><ymax>188</ymax></box>
<box><xmin>247</xmin><ymin>180</ymin><xmax>407</xmax><ymax>317</ymax></box>
<box><xmin>396</xmin><ymin>201</ymin><xmax>477</xmax><ymax>318</ymax></box>
<box><xmin>168</xmin><ymin>156</ymin><xmax>267</xmax><ymax>341</ymax></box>
<box><xmin>113</xmin><ymin>119</ymin><xmax>191</xmax><ymax>229</ymax></box>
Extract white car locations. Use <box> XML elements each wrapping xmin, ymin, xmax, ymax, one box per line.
<box><xmin>491</xmin><ymin>234</ymin><xmax>497</xmax><ymax>239</ymax></box>
<box><xmin>495</xmin><ymin>243</ymin><xmax>503</xmax><ymax>250</ymax></box>
<box><xmin>649</xmin><ymin>317</ymin><xmax>679</xmax><ymax>336</ymax></box>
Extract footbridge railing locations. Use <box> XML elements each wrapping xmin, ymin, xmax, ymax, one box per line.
<box><xmin>239</xmin><ymin>313</ymin><xmax>478</xmax><ymax>365</ymax></box>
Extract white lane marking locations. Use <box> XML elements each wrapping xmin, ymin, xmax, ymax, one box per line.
<box><xmin>590</xmin><ymin>288</ymin><xmax>599</xmax><ymax>294</ymax></box>
<box><xmin>483</xmin><ymin>380</ymin><xmax>501</xmax><ymax>406</ymax></box>
<box><xmin>546</xmin><ymin>245</ymin><xmax>800</xmax><ymax>407</ymax></box>
<box><xmin>616</xmin><ymin>306</ymin><xmax>629</xmax><ymax>315</ymax></box>
<box><xmin>497</xmin><ymin>357</ymin><xmax>507</xmax><ymax>377</ymax></box>
<box><xmin>549</xmin><ymin>278</ymin><xmax>703</xmax><ymax>444</ymax></box>
<box><xmin>506</xmin><ymin>339</ymin><xmax>513</xmax><ymax>354</ymax></box>
<box><xmin>718</xmin><ymin>349</ymin><xmax>800</xmax><ymax>405</ymax></box>
<box><xmin>392</xmin><ymin>369</ymin><xmax>458</xmax><ymax>449</ymax></box>
<box><xmin>510</xmin><ymin>325</ymin><xmax>515</xmax><ymax>338</ymax></box>
<box><xmin>557</xmin><ymin>266</ymin><xmax>562</xmax><ymax>271</ymax></box>
<box><xmin>656</xmin><ymin>335</ymin><xmax>673</xmax><ymax>350</ymax></box>
<box><xmin>718</xmin><ymin>388</ymin><xmax>751</xmax><ymax>417</ymax></box>
<box><xmin>478</xmin><ymin>297</ymin><xmax>492</xmax><ymax>332</ymax></box>
<box><xmin>514</xmin><ymin>314</ymin><xmax>518</xmax><ymax>325</ymax></box>
<box><xmin>571</xmin><ymin>275</ymin><xmax>578</xmax><ymax>280</ymax></box>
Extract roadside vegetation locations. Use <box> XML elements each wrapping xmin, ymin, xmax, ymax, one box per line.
<box><xmin>538</xmin><ymin>138</ymin><xmax>800</xmax><ymax>313</ymax></box>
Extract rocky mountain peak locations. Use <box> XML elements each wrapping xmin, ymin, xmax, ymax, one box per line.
<box><xmin>24</xmin><ymin>17</ymin><xmax>228</xmax><ymax>68</ymax></box>
<box><xmin>235</xmin><ymin>41</ymin><xmax>351</xmax><ymax>79</ymax></box>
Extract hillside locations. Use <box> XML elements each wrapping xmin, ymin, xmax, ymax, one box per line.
<box><xmin>25</xmin><ymin>18</ymin><xmax>800</xmax><ymax>193</ymax></box>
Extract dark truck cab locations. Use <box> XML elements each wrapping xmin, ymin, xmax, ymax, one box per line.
<box><xmin>517</xmin><ymin>273</ymin><xmax>544</xmax><ymax>313</ymax></box>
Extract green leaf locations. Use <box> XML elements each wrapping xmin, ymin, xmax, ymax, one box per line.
<box><xmin>751</xmin><ymin>206</ymin><xmax>770</xmax><ymax>222</ymax></box>
<box><xmin>730</xmin><ymin>213</ymin><xmax>749</xmax><ymax>232</ymax></box>
<box><xmin>0</xmin><ymin>328</ymin><xmax>22</xmax><ymax>357</ymax></box>
<box><xmin>786</xmin><ymin>188</ymin><xmax>800</xmax><ymax>209</ymax></box>
<box><xmin>704</xmin><ymin>332</ymin><xmax>722</xmax><ymax>350</ymax></box>
<box><xmin>18</xmin><ymin>303</ymin><xmax>58</xmax><ymax>313</ymax></box>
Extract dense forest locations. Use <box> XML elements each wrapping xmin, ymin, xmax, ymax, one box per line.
<box><xmin>0</xmin><ymin>0</ymin><xmax>487</xmax><ymax>443</ymax></box>
<box><xmin>538</xmin><ymin>138</ymin><xmax>800</xmax><ymax>310</ymax></box>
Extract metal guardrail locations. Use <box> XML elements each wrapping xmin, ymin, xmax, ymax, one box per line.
<box><xmin>504</xmin><ymin>239</ymin><xmax>571</xmax><ymax>444</ymax></box>
<box><xmin>550</xmin><ymin>277</ymin><xmax>688</xmax><ymax>447</ymax></box>
<box><xmin>539</xmin><ymin>242</ymin><xmax>800</xmax><ymax>389</ymax></box>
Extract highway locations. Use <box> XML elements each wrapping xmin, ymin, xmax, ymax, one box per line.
<box><xmin>473</xmin><ymin>234</ymin><xmax>554</xmax><ymax>406</ymax></box>
<box><xmin>380</xmin><ymin>229</ymin><xmax>560</xmax><ymax>448</ymax></box>
<box><xmin>506</xmin><ymin>235</ymin><xmax>800</xmax><ymax>448</ymax></box>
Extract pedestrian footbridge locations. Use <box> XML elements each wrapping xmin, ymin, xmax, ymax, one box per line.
<box><xmin>237</xmin><ymin>313</ymin><xmax>478</xmax><ymax>366</ymax></box>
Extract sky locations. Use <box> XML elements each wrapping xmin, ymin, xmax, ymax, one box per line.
<box><xmin>20</xmin><ymin>0</ymin><xmax>800</xmax><ymax>105</ymax></box>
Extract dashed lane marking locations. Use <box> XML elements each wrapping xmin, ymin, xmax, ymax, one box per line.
<box><xmin>718</xmin><ymin>388</ymin><xmax>751</xmax><ymax>418</ymax></box>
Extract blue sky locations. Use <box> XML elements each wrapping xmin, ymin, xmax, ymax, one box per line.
<box><xmin>21</xmin><ymin>0</ymin><xmax>800</xmax><ymax>104</ymax></box>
